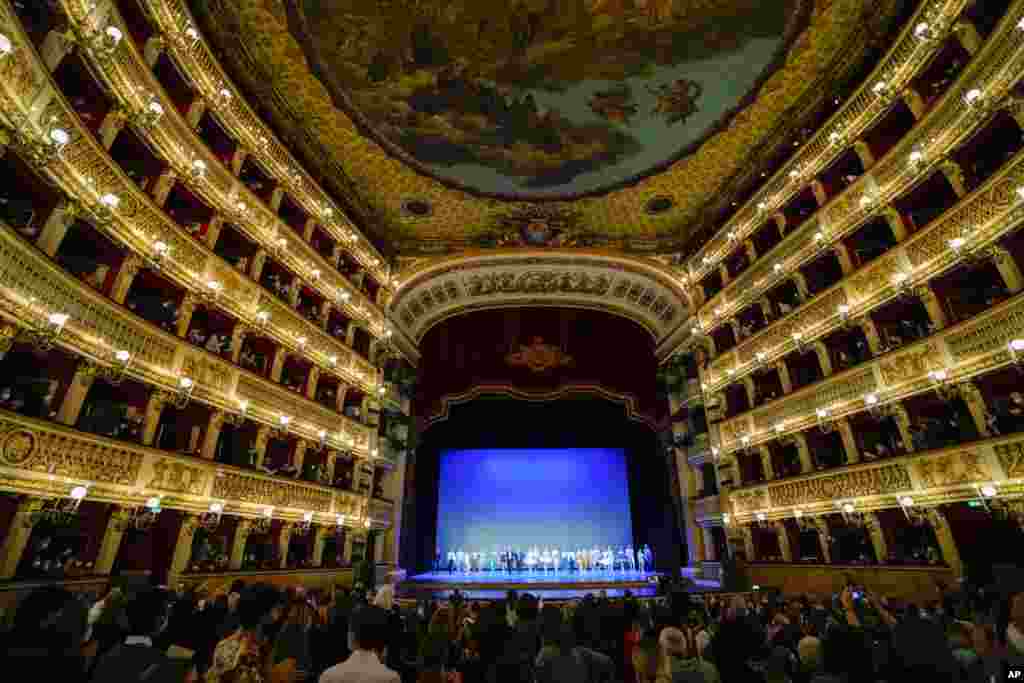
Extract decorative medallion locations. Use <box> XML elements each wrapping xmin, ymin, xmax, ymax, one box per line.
<box><xmin>0</xmin><ymin>428</ymin><xmax>37</xmax><ymax>467</ymax></box>
<box><xmin>506</xmin><ymin>336</ymin><xmax>574</xmax><ymax>373</ymax></box>
<box><xmin>481</xmin><ymin>205</ymin><xmax>585</xmax><ymax>248</ymax></box>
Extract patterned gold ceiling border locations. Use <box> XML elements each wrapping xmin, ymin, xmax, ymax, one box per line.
<box><xmin>422</xmin><ymin>384</ymin><xmax>660</xmax><ymax>433</ymax></box>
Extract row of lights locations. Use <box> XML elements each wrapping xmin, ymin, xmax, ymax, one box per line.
<box><xmin>161</xmin><ymin>25</ymin><xmax>388</xmax><ymax>284</ymax></box>
<box><xmin>684</xmin><ymin>11</ymin><xmax>1021</xmax><ymax>308</ymax></box>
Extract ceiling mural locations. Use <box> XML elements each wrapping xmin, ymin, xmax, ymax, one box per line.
<box><xmin>294</xmin><ymin>0</ymin><xmax>804</xmax><ymax>198</ymax></box>
<box><xmin>192</xmin><ymin>0</ymin><xmax>905</xmax><ymax>256</ymax></box>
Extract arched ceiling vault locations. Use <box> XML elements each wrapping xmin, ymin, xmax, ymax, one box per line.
<box><xmin>388</xmin><ymin>251</ymin><xmax>694</xmax><ymax>363</ymax></box>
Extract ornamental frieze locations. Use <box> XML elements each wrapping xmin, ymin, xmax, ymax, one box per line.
<box><xmin>994</xmin><ymin>440</ymin><xmax>1024</xmax><ymax>480</ymax></box>
<box><xmin>878</xmin><ymin>343</ymin><xmax>940</xmax><ymax>386</ymax></box>
<box><xmin>945</xmin><ymin>297</ymin><xmax>1024</xmax><ymax>361</ymax></box>
<box><xmin>467</xmin><ymin>271</ymin><xmax>612</xmax><ymax>298</ymax></box>
<box><xmin>730</xmin><ymin>489</ymin><xmax>768</xmax><ymax>513</ymax></box>
<box><xmin>913</xmin><ymin>451</ymin><xmax>989</xmax><ymax>489</ymax></box>
<box><xmin>0</xmin><ymin>420</ymin><xmax>143</xmax><ymax>486</ymax></box>
<box><xmin>211</xmin><ymin>472</ymin><xmax>332</xmax><ymax>512</ymax></box>
<box><xmin>768</xmin><ymin>463</ymin><xmax>912</xmax><ymax>508</ymax></box>
<box><xmin>147</xmin><ymin>458</ymin><xmax>209</xmax><ymax>496</ymax></box>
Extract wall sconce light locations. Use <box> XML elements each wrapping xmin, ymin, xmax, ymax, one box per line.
<box><xmin>252</xmin><ymin>506</ymin><xmax>274</xmax><ymax>534</ymax></box>
<box><xmin>149</xmin><ymin>240</ymin><xmax>170</xmax><ymax>270</ymax></box>
<box><xmin>792</xmin><ymin>331</ymin><xmax>805</xmax><ymax>352</ymax></box>
<box><xmin>255</xmin><ymin>310</ymin><xmax>269</xmax><ymax>328</ymax></box>
<box><xmin>296</xmin><ymin>510</ymin><xmax>314</xmax><ymax>534</ymax></box>
<box><xmin>199</xmin><ymin>501</ymin><xmax>223</xmax><ymax>530</ymax></box>
<box><xmin>99</xmin><ymin>348</ymin><xmax>132</xmax><ymax>385</ymax></box>
<box><xmin>225</xmin><ymin>399</ymin><xmax>248</xmax><ymax>426</ymax></box>
<box><xmin>757</xmin><ymin>201</ymin><xmax>768</xmax><ymax>213</ymax></box>
<box><xmin>871</xmin><ymin>80</ymin><xmax>893</xmax><ymax>102</ymax></box>
<box><xmin>1008</xmin><ymin>339</ymin><xmax>1024</xmax><ymax>371</ymax></box>
<box><xmin>816</xmin><ymin>407</ymin><xmax>835</xmax><ymax>433</ymax></box>
<box><xmin>928</xmin><ymin>368</ymin><xmax>958</xmax><ymax>401</ymax></box>
<box><xmin>201</xmin><ymin>280</ymin><xmax>223</xmax><ymax>302</ymax></box>
<box><xmin>837</xmin><ymin>303</ymin><xmax>851</xmax><ymax>327</ymax></box>
<box><xmin>173</xmin><ymin>376</ymin><xmax>194</xmax><ymax>409</ymax></box>
<box><xmin>0</xmin><ymin>33</ymin><xmax>13</xmax><ymax>57</ymax></box>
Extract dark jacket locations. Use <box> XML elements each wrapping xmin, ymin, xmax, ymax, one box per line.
<box><xmin>90</xmin><ymin>642</ymin><xmax>191</xmax><ymax>682</ymax></box>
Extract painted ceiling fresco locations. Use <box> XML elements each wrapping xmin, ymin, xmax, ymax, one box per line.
<box><xmin>297</xmin><ymin>0</ymin><xmax>800</xmax><ymax>198</ymax></box>
<box><xmin>192</xmin><ymin>0</ymin><xmax>905</xmax><ymax>256</ymax></box>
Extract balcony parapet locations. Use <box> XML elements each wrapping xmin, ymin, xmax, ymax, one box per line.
<box><xmin>715</xmin><ymin>283</ymin><xmax>1024</xmax><ymax>452</ymax></box>
<box><xmin>683</xmin><ymin>1</ymin><xmax>1021</xmax><ymax>341</ymax></box>
<box><xmin>0</xmin><ymin>408</ymin><xmax>395</xmax><ymax>527</ymax></box>
<box><xmin>705</xmin><ymin>139</ymin><xmax>1024</xmax><ymax>393</ymax></box>
<box><xmin>726</xmin><ymin>431</ymin><xmax>1024</xmax><ymax>523</ymax></box>
<box><xmin>114</xmin><ymin>0</ymin><xmax>387</xmax><ymax>287</ymax></box>
<box><xmin>0</xmin><ymin>216</ymin><xmax>377</xmax><ymax>454</ymax></box>
<box><xmin>56</xmin><ymin>0</ymin><xmax>392</xmax><ymax>345</ymax></box>
<box><xmin>0</xmin><ymin>7</ymin><xmax>388</xmax><ymax>397</ymax></box>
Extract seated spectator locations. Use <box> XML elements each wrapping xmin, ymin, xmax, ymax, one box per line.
<box><xmin>660</xmin><ymin>626</ymin><xmax>720</xmax><ymax>683</ymax></box>
<box><xmin>188</xmin><ymin>328</ymin><xmax>208</xmax><ymax>346</ymax></box>
<box><xmin>2</xmin><ymin>587</ymin><xmax>87</xmax><ymax>679</ymax></box>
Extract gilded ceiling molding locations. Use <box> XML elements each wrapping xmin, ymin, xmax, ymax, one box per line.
<box><xmin>388</xmin><ymin>251</ymin><xmax>693</xmax><ymax>360</ymax></box>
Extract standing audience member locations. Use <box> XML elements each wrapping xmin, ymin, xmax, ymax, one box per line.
<box><xmin>90</xmin><ymin>588</ymin><xmax>188</xmax><ymax>682</ymax></box>
<box><xmin>2</xmin><ymin>587</ymin><xmax>87</xmax><ymax>679</ymax></box>
<box><xmin>205</xmin><ymin>583</ymin><xmax>284</xmax><ymax>682</ymax></box>
<box><xmin>320</xmin><ymin>606</ymin><xmax>400</xmax><ymax>683</ymax></box>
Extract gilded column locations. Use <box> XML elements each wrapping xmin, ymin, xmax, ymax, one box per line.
<box><xmin>142</xmin><ymin>35</ymin><xmax>165</xmax><ymax>67</ymax></box>
<box><xmin>926</xmin><ymin>508</ymin><xmax>963</xmax><ymax>578</ymax></box>
<box><xmin>882</xmin><ymin>208</ymin><xmax>909</xmax><ymax>242</ymax></box>
<box><xmin>98</xmin><ymin>111</ymin><xmax>127</xmax><ymax>150</ymax></box>
<box><xmin>312</xmin><ymin>525</ymin><xmax>329</xmax><ymax>567</ymax></box>
<box><xmin>853</xmin><ymin>141</ymin><xmax>875</xmax><ymax>170</ymax></box>
<box><xmin>953</xmin><ymin>19</ymin><xmax>984</xmax><ymax>55</ymax></box>
<box><xmin>342</xmin><ymin>531</ymin><xmax>355</xmax><ymax>565</ymax></box>
<box><xmin>291</xmin><ymin>440</ymin><xmax>308</xmax><ymax>479</ymax></box>
<box><xmin>168</xmin><ymin>515</ymin><xmax>200</xmax><ymax>580</ymax></box>
<box><xmin>230</xmin><ymin>148</ymin><xmax>248</xmax><ymax>177</ymax></box>
<box><xmin>303</xmin><ymin>218</ymin><xmax>317</xmax><ymax>242</ymax></box>
<box><xmin>992</xmin><ymin>246</ymin><xmax>1024</xmax><ymax>294</ymax></box>
<box><xmin>141</xmin><ymin>390</ymin><xmax>169</xmax><ymax>446</ymax></box>
<box><xmin>958</xmin><ymin>382</ymin><xmax>992</xmax><ymax>438</ymax></box>
<box><xmin>772</xmin><ymin>213</ymin><xmax>787</xmax><ymax>240</ymax></box>
<box><xmin>701</xmin><ymin>525</ymin><xmax>716</xmax><ymax>562</ymax></box>
<box><xmin>832</xmin><ymin>242</ymin><xmax>855</xmax><ymax>275</ymax></box>
<box><xmin>836</xmin><ymin>418</ymin><xmax>860</xmax><ymax>464</ymax></box>
<box><xmin>251</xmin><ymin>425</ymin><xmax>271</xmax><ymax>468</ymax></box>
<box><xmin>774</xmin><ymin>520</ymin><xmax>792</xmax><ymax>562</ymax></box>
<box><xmin>791</xmin><ymin>433</ymin><xmax>814</xmax><ymax>474</ymax></box>
<box><xmin>0</xmin><ymin>497</ymin><xmax>41</xmax><ymax>579</ymax></box>
<box><xmin>203</xmin><ymin>214</ymin><xmax>225</xmax><ymax>249</ymax></box>
<box><xmin>150</xmin><ymin>168</ymin><xmax>178</xmax><ymax>208</ymax></box>
<box><xmin>888</xmin><ymin>404</ymin><xmax>915</xmax><ymax>453</ymax></box>
<box><xmin>865</xmin><ymin>512</ymin><xmax>888</xmax><ymax>563</ymax></box>
<box><xmin>110</xmin><ymin>255</ymin><xmax>143</xmax><ymax>305</ymax></box>
<box><xmin>185</xmin><ymin>98</ymin><xmax>206</xmax><ymax>130</ymax></box>
<box><xmin>386</xmin><ymin>451</ymin><xmax>407</xmax><ymax>565</ymax></box>
<box><xmin>270</xmin><ymin>348</ymin><xmax>288</xmax><ymax>383</ymax></box>
<box><xmin>229</xmin><ymin>325</ymin><xmax>248</xmax><ymax>364</ymax></box>
<box><xmin>325</xmin><ymin>451</ymin><xmax>337</xmax><ymax>484</ymax></box>
<box><xmin>200</xmin><ymin>411</ymin><xmax>226</xmax><ymax>460</ymax></box>
<box><xmin>39</xmin><ymin>30</ymin><xmax>72</xmax><ymax>71</ymax></box>
<box><xmin>249</xmin><ymin>250</ymin><xmax>267</xmax><ymax>282</ymax></box>
<box><xmin>336</xmin><ymin>383</ymin><xmax>350</xmax><ymax>414</ymax></box>
<box><xmin>758</xmin><ymin>445</ymin><xmax>775</xmax><ymax>481</ymax></box>
<box><xmin>269</xmin><ymin>186</ymin><xmax>285</xmax><ymax>213</ymax></box>
<box><xmin>742</xmin><ymin>376</ymin><xmax>756</xmax><ymax>409</ymax></box>
<box><xmin>36</xmin><ymin>201</ymin><xmax>78</xmax><ymax>258</ymax></box>
<box><xmin>791</xmin><ymin>272</ymin><xmax>809</xmax><ymax>301</ymax></box>
<box><xmin>94</xmin><ymin>506</ymin><xmax>131</xmax><ymax>575</ymax></box>
<box><xmin>278</xmin><ymin>523</ymin><xmax>293</xmax><ymax>569</ymax></box>
<box><xmin>305</xmin><ymin>366</ymin><xmax>320</xmax><ymax>401</ymax></box>
<box><xmin>902</xmin><ymin>87</ymin><xmax>928</xmax><ymax>120</ymax></box>
<box><xmin>739</xmin><ymin>524</ymin><xmax>755</xmax><ymax>562</ymax></box>
<box><xmin>56</xmin><ymin>361</ymin><xmax>97</xmax><ymax>426</ymax></box>
<box><xmin>719</xmin><ymin>264</ymin><xmax>731</xmax><ymax>286</ymax></box>
<box><xmin>858</xmin><ymin>316</ymin><xmax>883</xmax><ymax>355</ymax></box>
<box><xmin>229</xmin><ymin>519</ymin><xmax>253</xmax><ymax>571</ymax></box>
<box><xmin>812</xmin><ymin>517</ymin><xmax>832</xmax><ymax>563</ymax></box>
<box><xmin>175</xmin><ymin>294</ymin><xmax>199</xmax><ymax>338</ymax></box>
<box><xmin>939</xmin><ymin>160</ymin><xmax>969</xmax><ymax>198</ymax></box>
<box><xmin>915</xmin><ymin>284</ymin><xmax>948</xmax><ymax>331</ymax></box>
<box><xmin>812</xmin><ymin>341</ymin><xmax>834</xmax><ymax>376</ymax></box>
<box><xmin>775</xmin><ymin>360</ymin><xmax>793</xmax><ymax>394</ymax></box>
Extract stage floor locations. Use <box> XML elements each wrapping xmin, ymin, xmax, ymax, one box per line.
<box><xmin>401</xmin><ymin>568</ymin><xmax>662</xmax><ymax>599</ymax></box>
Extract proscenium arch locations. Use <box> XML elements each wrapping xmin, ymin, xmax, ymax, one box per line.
<box><xmin>389</xmin><ymin>251</ymin><xmax>694</xmax><ymax>362</ymax></box>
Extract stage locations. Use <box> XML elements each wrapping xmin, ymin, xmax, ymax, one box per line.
<box><xmin>398</xmin><ymin>568</ymin><xmax>719</xmax><ymax>599</ymax></box>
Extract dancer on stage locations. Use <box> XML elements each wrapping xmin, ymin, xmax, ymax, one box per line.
<box><xmin>526</xmin><ymin>547</ymin><xmax>537</xmax><ymax>572</ymax></box>
<box><xmin>643</xmin><ymin>544</ymin><xmax>653</xmax><ymax>572</ymax></box>
<box><xmin>626</xmin><ymin>545</ymin><xmax>635</xmax><ymax>571</ymax></box>
<box><xmin>447</xmin><ymin>549</ymin><xmax>456</xmax><ymax>573</ymax></box>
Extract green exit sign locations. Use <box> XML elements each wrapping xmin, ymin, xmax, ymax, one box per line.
<box><xmin>968</xmin><ymin>500</ymin><xmax>983</xmax><ymax>508</ymax></box>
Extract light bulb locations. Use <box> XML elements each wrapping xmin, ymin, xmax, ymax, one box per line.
<box><xmin>147</xmin><ymin>99</ymin><xmax>164</xmax><ymax>117</ymax></box>
<box><xmin>0</xmin><ymin>33</ymin><xmax>12</xmax><ymax>55</ymax></box>
<box><xmin>179</xmin><ymin>377</ymin><xmax>193</xmax><ymax>389</ymax></box>
<box><xmin>209</xmin><ymin>502</ymin><xmax>223</xmax><ymax>513</ymax></box>
<box><xmin>842</xmin><ymin>502</ymin><xmax>854</xmax><ymax>513</ymax></box>
<box><xmin>105</xmin><ymin>26</ymin><xmax>123</xmax><ymax>44</ymax></box>
<box><xmin>980</xmin><ymin>485</ymin><xmax>997</xmax><ymax>498</ymax></box>
<box><xmin>146</xmin><ymin>496</ymin><xmax>162</xmax><ymax>510</ymax></box>
<box><xmin>115</xmin><ymin>350</ymin><xmax>131</xmax><ymax>362</ymax></box>
<box><xmin>49</xmin><ymin>128</ymin><xmax>70</xmax><ymax>146</ymax></box>
<box><xmin>865</xmin><ymin>393</ymin><xmax>878</xmax><ymax>405</ymax></box>
<box><xmin>303</xmin><ymin>511</ymin><xmax>314</xmax><ymax>522</ymax></box>
<box><xmin>48</xmin><ymin>312</ymin><xmax>70</xmax><ymax>326</ymax></box>
<box><xmin>899</xmin><ymin>496</ymin><xmax>914</xmax><ymax>507</ymax></box>
<box><xmin>99</xmin><ymin>193</ymin><xmax>120</xmax><ymax>209</ymax></box>
<box><xmin>1010</xmin><ymin>339</ymin><xmax>1024</xmax><ymax>352</ymax></box>
<box><xmin>70</xmin><ymin>485</ymin><xmax>88</xmax><ymax>500</ymax></box>
<box><xmin>153</xmin><ymin>241</ymin><xmax>168</xmax><ymax>254</ymax></box>
<box><xmin>948</xmin><ymin>237</ymin><xmax>966</xmax><ymax>250</ymax></box>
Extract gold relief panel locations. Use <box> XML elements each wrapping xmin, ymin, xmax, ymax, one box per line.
<box><xmin>730</xmin><ymin>489</ymin><xmax>767</xmax><ymax>513</ymax></box>
<box><xmin>912</xmin><ymin>451</ymin><xmax>990</xmax><ymax>490</ymax></box>
<box><xmin>945</xmin><ymin>297</ymin><xmax>1024</xmax><ymax>361</ymax></box>
<box><xmin>181</xmin><ymin>351</ymin><xmax>234</xmax><ymax>393</ymax></box>
<box><xmin>994</xmin><ymin>440</ymin><xmax>1024</xmax><ymax>480</ymax></box>
<box><xmin>767</xmin><ymin>463</ymin><xmax>912</xmax><ymax>508</ymax></box>
<box><xmin>878</xmin><ymin>343</ymin><xmax>940</xmax><ymax>387</ymax></box>
<box><xmin>812</xmin><ymin>367</ymin><xmax>876</xmax><ymax>410</ymax></box>
<box><xmin>717</xmin><ymin>416</ymin><xmax>751</xmax><ymax>447</ymax></box>
<box><xmin>12</xmin><ymin>425</ymin><xmax>143</xmax><ymax>486</ymax></box>
<box><xmin>211</xmin><ymin>472</ymin><xmax>333</xmax><ymax>512</ymax></box>
<box><xmin>147</xmin><ymin>458</ymin><xmax>210</xmax><ymax>496</ymax></box>
<box><xmin>847</xmin><ymin>249</ymin><xmax>902</xmax><ymax>302</ymax></box>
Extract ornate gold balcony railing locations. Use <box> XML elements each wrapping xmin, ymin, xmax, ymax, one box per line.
<box><xmin>62</xmin><ymin>0</ymin><xmax>388</xmax><ymax>289</ymax></box>
<box><xmin>705</xmin><ymin>137</ymin><xmax>1024</xmax><ymax>395</ymax></box>
<box><xmin>0</xmin><ymin>214</ymin><xmax>378</xmax><ymax>455</ymax></box>
<box><xmin>726</xmin><ymin>431</ymin><xmax>1024</xmax><ymax>523</ymax></box>
<box><xmin>714</xmin><ymin>288</ymin><xmax>1024</xmax><ymax>452</ymax></box>
<box><xmin>54</xmin><ymin>0</ymin><xmax>393</xmax><ymax>347</ymax></box>
<box><xmin>0</xmin><ymin>3</ymin><xmax>388</xmax><ymax>399</ymax></box>
<box><xmin>681</xmin><ymin>1</ymin><xmax>1020</xmax><ymax>343</ymax></box>
<box><xmin>683</xmin><ymin>0</ymin><xmax>971</xmax><ymax>287</ymax></box>
<box><xmin>0</xmin><ymin>408</ymin><xmax>392</xmax><ymax>529</ymax></box>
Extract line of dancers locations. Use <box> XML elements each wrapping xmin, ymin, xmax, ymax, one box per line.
<box><xmin>436</xmin><ymin>545</ymin><xmax>653</xmax><ymax>573</ymax></box>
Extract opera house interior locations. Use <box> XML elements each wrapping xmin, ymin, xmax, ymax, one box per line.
<box><xmin>0</xmin><ymin>0</ymin><xmax>1023</xmax><ymax>681</ymax></box>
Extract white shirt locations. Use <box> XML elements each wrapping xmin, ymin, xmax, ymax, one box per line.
<box><xmin>319</xmin><ymin>650</ymin><xmax>399</xmax><ymax>683</ymax></box>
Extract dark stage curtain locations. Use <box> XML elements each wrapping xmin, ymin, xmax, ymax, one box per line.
<box><xmin>400</xmin><ymin>396</ymin><xmax>684</xmax><ymax>574</ymax></box>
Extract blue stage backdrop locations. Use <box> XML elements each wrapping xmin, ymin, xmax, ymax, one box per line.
<box><xmin>437</xmin><ymin>448</ymin><xmax>634</xmax><ymax>553</ymax></box>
